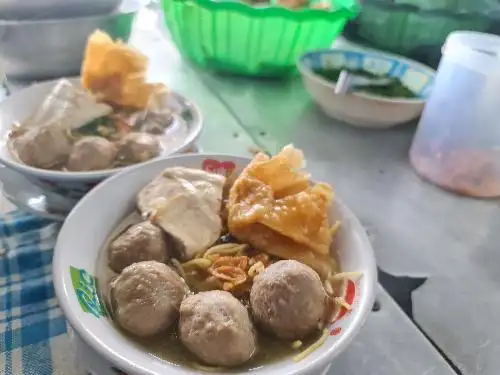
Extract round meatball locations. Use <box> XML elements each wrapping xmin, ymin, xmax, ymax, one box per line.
<box><xmin>108</xmin><ymin>221</ymin><xmax>169</xmax><ymax>273</ymax></box>
<box><xmin>67</xmin><ymin>136</ymin><xmax>117</xmax><ymax>171</ymax></box>
<box><xmin>13</xmin><ymin>125</ymin><xmax>72</xmax><ymax>169</ymax></box>
<box><xmin>179</xmin><ymin>291</ymin><xmax>257</xmax><ymax>366</ymax></box>
<box><xmin>110</xmin><ymin>261</ymin><xmax>188</xmax><ymax>337</ymax></box>
<box><xmin>118</xmin><ymin>132</ymin><xmax>160</xmax><ymax>164</ymax></box>
<box><xmin>250</xmin><ymin>260</ymin><xmax>326</xmax><ymax>340</ymax></box>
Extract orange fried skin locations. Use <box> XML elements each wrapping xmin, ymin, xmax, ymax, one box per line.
<box><xmin>81</xmin><ymin>30</ymin><xmax>167</xmax><ymax>110</ymax></box>
<box><xmin>227</xmin><ymin>145</ymin><xmax>335</xmax><ymax>277</ymax></box>
<box><xmin>230</xmin><ymin>222</ymin><xmax>334</xmax><ymax>279</ymax></box>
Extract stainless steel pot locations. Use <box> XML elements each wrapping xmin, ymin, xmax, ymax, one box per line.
<box><xmin>0</xmin><ymin>1</ymin><xmax>145</xmax><ymax>80</ymax></box>
<box><xmin>0</xmin><ymin>0</ymin><xmax>121</xmax><ymax>20</ymax></box>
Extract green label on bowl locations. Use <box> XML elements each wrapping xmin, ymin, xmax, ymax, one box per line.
<box><xmin>70</xmin><ymin>266</ymin><xmax>106</xmax><ymax>318</ymax></box>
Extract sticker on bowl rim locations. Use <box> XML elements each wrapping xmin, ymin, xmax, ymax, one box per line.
<box><xmin>328</xmin><ymin>278</ymin><xmax>358</xmax><ymax>336</ymax></box>
<box><xmin>70</xmin><ymin>266</ymin><xmax>106</xmax><ymax>318</ymax></box>
<box><xmin>202</xmin><ymin>159</ymin><xmax>236</xmax><ymax>176</ymax></box>
<box><xmin>111</xmin><ymin>367</ymin><xmax>129</xmax><ymax>375</ymax></box>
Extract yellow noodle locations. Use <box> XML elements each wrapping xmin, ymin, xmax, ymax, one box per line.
<box><xmin>323</xmin><ymin>279</ymin><xmax>334</xmax><ymax>295</ymax></box>
<box><xmin>204</xmin><ymin>243</ymin><xmax>246</xmax><ymax>257</ymax></box>
<box><xmin>334</xmin><ymin>297</ymin><xmax>352</xmax><ymax>311</ymax></box>
<box><xmin>248</xmin><ymin>261</ymin><xmax>265</xmax><ymax>278</ymax></box>
<box><xmin>65</xmin><ymin>129</ymin><xmax>81</xmax><ymax>142</ymax></box>
<box><xmin>325</xmin><ymin>298</ymin><xmax>340</xmax><ymax>324</ymax></box>
<box><xmin>206</xmin><ymin>243</ymin><xmax>240</xmax><ymax>252</ymax></box>
<box><xmin>293</xmin><ymin>328</ymin><xmax>329</xmax><ymax>362</ymax></box>
<box><xmin>202</xmin><ymin>276</ymin><xmax>223</xmax><ymax>289</ymax></box>
<box><xmin>171</xmin><ymin>258</ymin><xmax>186</xmax><ymax>280</ymax></box>
<box><xmin>97</xmin><ymin>125</ymin><xmax>112</xmax><ymax>137</ymax></box>
<box><xmin>330</xmin><ymin>221</ymin><xmax>341</xmax><ymax>237</ymax></box>
<box><xmin>192</xmin><ymin>363</ymin><xmax>225</xmax><ymax>372</ymax></box>
<box><xmin>186</xmin><ymin>275</ymin><xmax>222</xmax><ymax>292</ymax></box>
<box><xmin>330</xmin><ymin>272</ymin><xmax>363</xmax><ymax>281</ymax></box>
<box><xmin>291</xmin><ymin>340</ymin><xmax>303</xmax><ymax>349</ymax></box>
<box><xmin>182</xmin><ymin>258</ymin><xmax>212</xmax><ymax>271</ymax></box>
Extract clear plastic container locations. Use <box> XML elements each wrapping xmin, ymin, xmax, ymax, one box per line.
<box><xmin>410</xmin><ymin>31</ymin><xmax>500</xmax><ymax>198</ymax></box>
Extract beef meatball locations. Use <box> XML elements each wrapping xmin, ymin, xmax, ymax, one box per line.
<box><xmin>108</xmin><ymin>221</ymin><xmax>169</xmax><ymax>273</ymax></box>
<box><xmin>110</xmin><ymin>261</ymin><xmax>188</xmax><ymax>337</ymax></box>
<box><xmin>118</xmin><ymin>132</ymin><xmax>160</xmax><ymax>164</ymax></box>
<box><xmin>67</xmin><ymin>136</ymin><xmax>117</xmax><ymax>171</ymax></box>
<box><xmin>12</xmin><ymin>125</ymin><xmax>72</xmax><ymax>169</ymax></box>
<box><xmin>250</xmin><ymin>260</ymin><xmax>326</xmax><ymax>340</ymax></box>
<box><xmin>179</xmin><ymin>290</ymin><xmax>257</xmax><ymax>366</ymax></box>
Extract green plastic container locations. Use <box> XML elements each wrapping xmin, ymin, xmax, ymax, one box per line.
<box><xmin>160</xmin><ymin>0</ymin><xmax>359</xmax><ymax>76</ymax></box>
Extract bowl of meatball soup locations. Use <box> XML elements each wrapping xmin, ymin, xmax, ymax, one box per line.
<box><xmin>53</xmin><ymin>149</ymin><xmax>377</xmax><ymax>375</ymax></box>
<box><xmin>0</xmin><ymin>78</ymin><xmax>203</xmax><ymax>203</ymax></box>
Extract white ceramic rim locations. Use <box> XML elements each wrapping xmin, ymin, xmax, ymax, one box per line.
<box><xmin>0</xmin><ymin>79</ymin><xmax>204</xmax><ymax>181</ymax></box>
<box><xmin>297</xmin><ymin>48</ymin><xmax>435</xmax><ymax>104</ymax></box>
<box><xmin>53</xmin><ymin>153</ymin><xmax>377</xmax><ymax>375</ymax></box>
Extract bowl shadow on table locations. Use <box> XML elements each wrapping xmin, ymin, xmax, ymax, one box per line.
<box><xmin>377</xmin><ymin>267</ymin><xmax>427</xmax><ymax>320</ymax></box>
<box><xmin>309</xmin><ymin>100</ymin><xmax>421</xmax><ymax>131</ymax></box>
<box><xmin>193</xmin><ymin>64</ymin><xmax>297</xmax><ymax>82</ymax></box>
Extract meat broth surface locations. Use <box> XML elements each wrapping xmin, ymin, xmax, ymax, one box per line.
<box><xmin>126</xmin><ymin>325</ymin><xmax>323</xmax><ymax>372</ymax></box>
<box><xmin>96</xmin><ymin>212</ymin><xmax>336</xmax><ymax>372</ymax></box>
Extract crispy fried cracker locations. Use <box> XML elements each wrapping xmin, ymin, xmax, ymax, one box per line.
<box><xmin>81</xmin><ymin>30</ymin><xmax>167</xmax><ymax>109</ymax></box>
<box><xmin>228</xmin><ymin>145</ymin><xmax>335</xmax><ymax>273</ymax></box>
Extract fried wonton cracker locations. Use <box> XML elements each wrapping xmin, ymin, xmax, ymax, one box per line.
<box><xmin>81</xmin><ymin>30</ymin><xmax>167</xmax><ymax>110</ymax></box>
<box><xmin>227</xmin><ymin>145</ymin><xmax>336</xmax><ymax>277</ymax></box>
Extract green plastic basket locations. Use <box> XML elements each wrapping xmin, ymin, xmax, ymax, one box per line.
<box><xmin>160</xmin><ymin>0</ymin><xmax>359</xmax><ymax>76</ymax></box>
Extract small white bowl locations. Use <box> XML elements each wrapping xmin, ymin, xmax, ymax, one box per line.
<box><xmin>53</xmin><ymin>153</ymin><xmax>377</xmax><ymax>375</ymax></box>
<box><xmin>297</xmin><ymin>49</ymin><xmax>435</xmax><ymax>129</ymax></box>
<box><xmin>0</xmin><ymin>78</ymin><xmax>203</xmax><ymax>202</ymax></box>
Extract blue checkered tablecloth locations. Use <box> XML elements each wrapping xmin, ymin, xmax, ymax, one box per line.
<box><xmin>0</xmin><ymin>210</ymin><xmax>70</xmax><ymax>375</ymax></box>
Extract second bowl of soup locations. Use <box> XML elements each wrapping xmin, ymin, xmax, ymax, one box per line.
<box><xmin>0</xmin><ymin>77</ymin><xmax>203</xmax><ymax>201</ymax></box>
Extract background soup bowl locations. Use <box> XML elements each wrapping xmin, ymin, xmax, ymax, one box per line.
<box><xmin>298</xmin><ymin>49</ymin><xmax>435</xmax><ymax>128</ymax></box>
<box><xmin>0</xmin><ymin>78</ymin><xmax>203</xmax><ymax>203</ymax></box>
<box><xmin>53</xmin><ymin>153</ymin><xmax>377</xmax><ymax>375</ymax></box>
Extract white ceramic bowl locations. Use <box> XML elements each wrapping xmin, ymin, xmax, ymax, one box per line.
<box><xmin>53</xmin><ymin>153</ymin><xmax>377</xmax><ymax>375</ymax></box>
<box><xmin>0</xmin><ymin>78</ymin><xmax>203</xmax><ymax>202</ymax></box>
<box><xmin>297</xmin><ymin>49</ymin><xmax>435</xmax><ymax>129</ymax></box>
